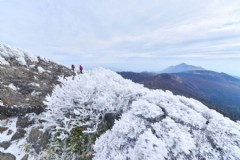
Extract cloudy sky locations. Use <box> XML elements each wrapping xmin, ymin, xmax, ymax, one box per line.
<box><xmin>0</xmin><ymin>0</ymin><xmax>240</xmax><ymax>75</ymax></box>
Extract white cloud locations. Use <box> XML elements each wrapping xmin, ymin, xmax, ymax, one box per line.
<box><xmin>0</xmin><ymin>0</ymin><xmax>240</xmax><ymax>74</ymax></box>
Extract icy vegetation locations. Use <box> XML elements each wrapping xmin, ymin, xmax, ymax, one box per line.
<box><xmin>1</xmin><ymin>68</ymin><xmax>240</xmax><ymax>159</ymax></box>
<box><xmin>44</xmin><ymin>68</ymin><xmax>240</xmax><ymax>160</ymax></box>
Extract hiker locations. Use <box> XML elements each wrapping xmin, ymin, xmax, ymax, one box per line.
<box><xmin>71</xmin><ymin>64</ymin><xmax>75</xmax><ymax>72</ymax></box>
<box><xmin>79</xmin><ymin>65</ymin><xmax>83</xmax><ymax>74</ymax></box>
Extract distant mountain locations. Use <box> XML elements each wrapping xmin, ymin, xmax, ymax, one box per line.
<box><xmin>161</xmin><ymin>63</ymin><xmax>205</xmax><ymax>73</ymax></box>
<box><xmin>119</xmin><ymin>70</ymin><xmax>240</xmax><ymax>121</ymax></box>
<box><xmin>234</xmin><ymin>76</ymin><xmax>240</xmax><ymax>79</ymax></box>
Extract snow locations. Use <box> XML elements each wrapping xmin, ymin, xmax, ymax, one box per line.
<box><xmin>0</xmin><ymin>44</ymin><xmax>40</xmax><ymax>67</ymax></box>
<box><xmin>37</xmin><ymin>66</ymin><xmax>45</xmax><ymax>73</ymax></box>
<box><xmin>1</xmin><ymin>68</ymin><xmax>240</xmax><ymax>160</ymax></box>
<box><xmin>29</xmin><ymin>83</ymin><xmax>40</xmax><ymax>87</ymax></box>
<box><xmin>16</xmin><ymin>56</ymin><xmax>27</xmax><ymax>66</ymax></box>
<box><xmin>0</xmin><ymin>100</ymin><xmax>3</xmax><ymax>106</ymax></box>
<box><xmin>0</xmin><ymin>56</ymin><xmax>9</xmax><ymax>65</ymax></box>
<box><xmin>31</xmin><ymin>90</ymin><xmax>41</xmax><ymax>96</ymax></box>
<box><xmin>8</xmin><ymin>83</ymin><xmax>19</xmax><ymax>91</ymax></box>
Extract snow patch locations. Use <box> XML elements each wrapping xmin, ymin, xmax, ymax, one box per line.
<box><xmin>37</xmin><ymin>66</ymin><xmax>45</xmax><ymax>73</ymax></box>
<box><xmin>29</xmin><ymin>83</ymin><xmax>40</xmax><ymax>87</ymax></box>
<box><xmin>8</xmin><ymin>83</ymin><xmax>19</xmax><ymax>91</ymax></box>
<box><xmin>0</xmin><ymin>100</ymin><xmax>3</xmax><ymax>106</ymax></box>
<box><xmin>16</xmin><ymin>56</ymin><xmax>27</xmax><ymax>65</ymax></box>
<box><xmin>0</xmin><ymin>56</ymin><xmax>9</xmax><ymax>65</ymax></box>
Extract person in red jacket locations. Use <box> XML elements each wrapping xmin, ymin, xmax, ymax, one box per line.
<box><xmin>79</xmin><ymin>65</ymin><xmax>83</xmax><ymax>74</ymax></box>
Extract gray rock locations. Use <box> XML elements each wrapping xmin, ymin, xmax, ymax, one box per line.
<box><xmin>21</xmin><ymin>154</ymin><xmax>29</xmax><ymax>160</ymax></box>
<box><xmin>0</xmin><ymin>105</ymin><xmax>45</xmax><ymax>116</ymax></box>
<box><xmin>7</xmin><ymin>129</ymin><xmax>13</xmax><ymax>135</ymax></box>
<box><xmin>0</xmin><ymin>141</ymin><xmax>11</xmax><ymax>150</ymax></box>
<box><xmin>0</xmin><ymin>151</ymin><xmax>16</xmax><ymax>160</ymax></box>
<box><xmin>103</xmin><ymin>113</ymin><xmax>121</xmax><ymax>129</ymax></box>
<box><xmin>28</xmin><ymin>128</ymin><xmax>49</xmax><ymax>154</ymax></box>
<box><xmin>16</xmin><ymin>116</ymin><xmax>33</xmax><ymax>128</ymax></box>
<box><xmin>11</xmin><ymin>128</ymin><xmax>26</xmax><ymax>141</ymax></box>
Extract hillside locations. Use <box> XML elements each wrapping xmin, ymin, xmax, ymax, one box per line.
<box><xmin>0</xmin><ymin>44</ymin><xmax>72</xmax><ymax>116</ymax></box>
<box><xmin>161</xmin><ymin>63</ymin><xmax>205</xmax><ymax>73</ymax></box>
<box><xmin>119</xmin><ymin>70</ymin><xmax>240</xmax><ymax>121</ymax></box>
<box><xmin>1</xmin><ymin>67</ymin><xmax>240</xmax><ymax>159</ymax></box>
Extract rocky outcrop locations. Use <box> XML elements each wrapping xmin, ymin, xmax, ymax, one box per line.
<box><xmin>0</xmin><ymin>141</ymin><xmax>11</xmax><ymax>150</ymax></box>
<box><xmin>0</xmin><ymin>44</ymin><xmax>72</xmax><ymax>116</ymax></box>
<box><xmin>0</xmin><ymin>152</ymin><xmax>16</xmax><ymax>160</ymax></box>
<box><xmin>0</xmin><ymin>44</ymin><xmax>74</xmax><ymax>159</ymax></box>
<box><xmin>0</xmin><ymin>105</ymin><xmax>44</xmax><ymax>116</ymax></box>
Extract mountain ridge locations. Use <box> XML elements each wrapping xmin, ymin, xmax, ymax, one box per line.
<box><xmin>119</xmin><ymin>70</ymin><xmax>240</xmax><ymax>121</ymax></box>
<box><xmin>161</xmin><ymin>63</ymin><xmax>205</xmax><ymax>73</ymax></box>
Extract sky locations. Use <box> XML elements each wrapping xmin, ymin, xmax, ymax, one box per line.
<box><xmin>0</xmin><ymin>0</ymin><xmax>240</xmax><ymax>75</ymax></box>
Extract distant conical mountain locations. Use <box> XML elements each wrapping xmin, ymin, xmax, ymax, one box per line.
<box><xmin>161</xmin><ymin>63</ymin><xmax>205</xmax><ymax>73</ymax></box>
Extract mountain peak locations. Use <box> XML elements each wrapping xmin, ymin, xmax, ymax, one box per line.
<box><xmin>178</xmin><ymin>62</ymin><xmax>188</xmax><ymax>66</ymax></box>
<box><xmin>161</xmin><ymin>63</ymin><xmax>205</xmax><ymax>73</ymax></box>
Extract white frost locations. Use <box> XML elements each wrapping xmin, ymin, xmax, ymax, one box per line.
<box><xmin>29</xmin><ymin>83</ymin><xmax>40</xmax><ymax>87</ymax></box>
<box><xmin>43</xmin><ymin>68</ymin><xmax>240</xmax><ymax>160</ymax></box>
<box><xmin>8</xmin><ymin>83</ymin><xmax>19</xmax><ymax>91</ymax></box>
<box><xmin>37</xmin><ymin>66</ymin><xmax>45</xmax><ymax>73</ymax></box>
<box><xmin>0</xmin><ymin>56</ymin><xmax>9</xmax><ymax>65</ymax></box>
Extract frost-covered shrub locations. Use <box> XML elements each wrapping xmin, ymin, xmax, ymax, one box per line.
<box><xmin>40</xmin><ymin>68</ymin><xmax>240</xmax><ymax>160</ymax></box>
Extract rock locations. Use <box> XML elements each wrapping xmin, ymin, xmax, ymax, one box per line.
<box><xmin>0</xmin><ymin>127</ymin><xmax>8</xmax><ymax>133</ymax></box>
<box><xmin>21</xmin><ymin>154</ymin><xmax>29</xmax><ymax>160</ymax></box>
<box><xmin>11</xmin><ymin>128</ymin><xmax>26</xmax><ymax>141</ymax></box>
<box><xmin>0</xmin><ymin>151</ymin><xmax>16</xmax><ymax>160</ymax></box>
<box><xmin>103</xmin><ymin>113</ymin><xmax>121</xmax><ymax>129</ymax></box>
<box><xmin>16</xmin><ymin>116</ymin><xmax>33</xmax><ymax>128</ymax></box>
<box><xmin>28</xmin><ymin>128</ymin><xmax>49</xmax><ymax>154</ymax></box>
<box><xmin>0</xmin><ymin>114</ymin><xmax>8</xmax><ymax>120</ymax></box>
<box><xmin>0</xmin><ymin>105</ymin><xmax>45</xmax><ymax>116</ymax></box>
<box><xmin>0</xmin><ymin>141</ymin><xmax>11</xmax><ymax>150</ymax></box>
<box><xmin>7</xmin><ymin>129</ymin><xmax>13</xmax><ymax>135</ymax></box>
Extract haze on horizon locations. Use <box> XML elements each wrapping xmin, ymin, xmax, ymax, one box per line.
<box><xmin>0</xmin><ymin>0</ymin><xmax>240</xmax><ymax>76</ymax></box>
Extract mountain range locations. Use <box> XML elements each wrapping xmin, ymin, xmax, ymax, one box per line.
<box><xmin>0</xmin><ymin>45</ymin><xmax>240</xmax><ymax>159</ymax></box>
<box><xmin>119</xmin><ymin>64</ymin><xmax>240</xmax><ymax>121</ymax></box>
